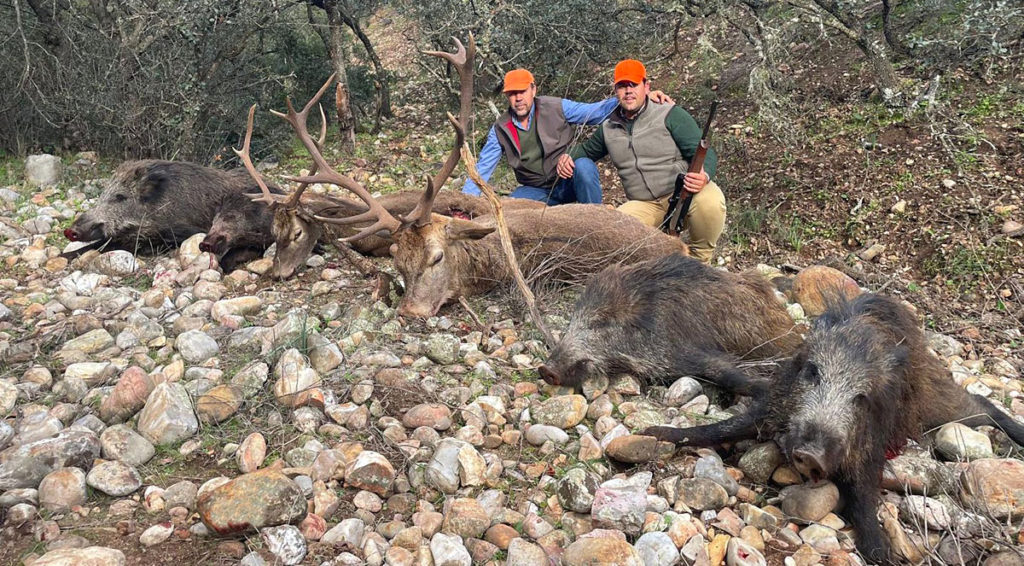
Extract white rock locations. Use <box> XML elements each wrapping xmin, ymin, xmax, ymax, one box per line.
<box><xmin>262</xmin><ymin>525</ymin><xmax>307</xmax><ymax>565</ymax></box>
<box><xmin>25</xmin><ymin>154</ymin><xmax>62</xmax><ymax>187</ymax></box>
<box><xmin>429</xmin><ymin>532</ymin><xmax>471</xmax><ymax>566</ymax></box>
<box><xmin>93</xmin><ymin>251</ymin><xmax>140</xmax><ymax>276</ymax></box>
<box><xmin>139</xmin><ymin>522</ymin><xmax>174</xmax><ymax>546</ymax></box>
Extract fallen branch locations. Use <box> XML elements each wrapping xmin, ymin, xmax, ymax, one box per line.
<box><xmin>461</xmin><ymin>143</ymin><xmax>555</xmax><ymax>347</ymax></box>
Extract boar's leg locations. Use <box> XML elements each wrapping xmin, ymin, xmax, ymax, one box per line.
<box><xmin>935</xmin><ymin>394</ymin><xmax>1024</xmax><ymax>446</ymax></box>
<box><xmin>643</xmin><ymin>405</ymin><xmax>765</xmax><ymax>446</ymax></box>
<box><xmin>836</xmin><ymin>475</ymin><xmax>893</xmax><ymax>565</ymax></box>
<box><xmin>665</xmin><ymin>350</ymin><xmax>770</xmax><ymax>397</ymax></box>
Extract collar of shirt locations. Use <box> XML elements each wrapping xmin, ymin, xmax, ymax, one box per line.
<box><xmin>508</xmin><ymin>104</ymin><xmax>535</xmax><ymax>130</ymax></box>
<box><xmin>614</xmin><ymin>97</ymin><xmax>649</xmax><ymax>124</ymax></box>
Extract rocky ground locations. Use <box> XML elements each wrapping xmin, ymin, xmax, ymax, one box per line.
<box><xmin>0</xmin><ymin>156</ymin><xmax>1022</xmax><ymax>566</ymax></box>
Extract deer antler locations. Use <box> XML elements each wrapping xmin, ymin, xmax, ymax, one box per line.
<box><xmin>273</xmin><ymin>74</ymin><xmax>402</xmax><ymax>240</ymax></box>
<box><xmin>282</xmin><ymin>102</ymin><xmax>328</xmax><ymax>209</ymax></box>
<box><xmin>234</xmin><ymin>104</ymin><xmax>285</xmax><ymax>207</ymax></box>
<box><xmin>402</xmin><ymin>34</ymin><xmax>476</xmax><ymax>227</ymax></box>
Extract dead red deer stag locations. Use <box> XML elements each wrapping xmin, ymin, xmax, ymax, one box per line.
<box><xmin>241</xmin><ymin>35</ymin><xmax>688</xmax><ymax>317</ymax></box>
<box><xmin>233</xmin><ymin>89</ymin><xmax>544</xmax><ymax>279</ymax></box>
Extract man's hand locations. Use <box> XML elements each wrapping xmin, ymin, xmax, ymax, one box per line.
<box><xmin>649</xmin><ymin>90</ymin><xmax>675</xmax><ymax>105</ymax></box>
<box><xmin>683</xmin><ymin>168</ymin><xmax>709</xmax><ymax>193</ymax></box>
<box><xmin>556</xmin><ymin>154</ymin><xmax>576</xmax><ymax>179</ymax></box>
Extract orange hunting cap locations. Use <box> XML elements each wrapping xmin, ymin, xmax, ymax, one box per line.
<box><xmin>502</xmin><ymin>69</ymin><xmax>535</xmax><ymax>92</ymax></box>
<box><xmin>613</xmin><ymin>59</ymin><xmax>647</xmax><ymax>85</ymax></box>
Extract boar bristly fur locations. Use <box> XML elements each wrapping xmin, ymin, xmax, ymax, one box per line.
<box><xmin>644</xmin><ymin>293</ymin><xmax>1024</xmax><ymax>564</ymax></box>
<box><xmin>540</xmin><ymin>254</ymin><xmax>802</xmax><ymax>392</ymax></box>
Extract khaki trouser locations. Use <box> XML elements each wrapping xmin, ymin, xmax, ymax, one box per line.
<box><xmin>617</xmin><ymin>181</ymin><xmax>726</xmax><ymax>263</ymax></box>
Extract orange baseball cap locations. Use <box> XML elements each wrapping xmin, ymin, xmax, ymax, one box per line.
<box><xmin>613</xmin><ymin>60</ymin><xmax>646</xmax><ymax>85</ymax></box>
<box><xmin>503</xmin><ymin>69</ymin><xmax>535</xmax><ymax>92</ymax></box>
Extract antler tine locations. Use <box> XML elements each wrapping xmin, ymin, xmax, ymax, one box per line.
<box><xmin>282</xmin><ymin>103</ymin><xmax>329</xmax><ymax>208</ymax></box>
<box><xmin>405</xmin><ymin>34</ymin><xmax>476</xmax><ymax>227</ymax></box>
<box><xmin>234</xmin><ymin>104</ymin><xmax>284</xmax><ymax>207</ymax></box>
<box><xmin>272</xmin><ymin>74</ymin><xmax>401</xmax><ymax>237</ymax></box>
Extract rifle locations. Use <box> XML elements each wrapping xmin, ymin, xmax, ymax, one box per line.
<box><xmin>660</xmin><ymin>100</ymin><xmax>719</xmax><ymax>236</ymax></box>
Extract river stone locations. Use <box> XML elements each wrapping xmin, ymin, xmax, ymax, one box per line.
<box><xmin>100</xmin><ymin>366</ymin><xmax>157</xmax><ymax>424</ymax></box>
<box><xmin>38</xmin><ymin>467</ymin><xmax>87</xmax><ymax>511</ymax></box>
<box><xmin>232</xmin><ymin>362</ymin><xmax>270</xmax><ymax>398</ymax></box>
<box><xmin>677</xmin><ymin>477</ymin><xmax>729</xmax><ymax>511</ymax></box>
<box><xmin>139</xmin><ymin>522</ymin><xmax>174</xmax><ymax>546</ymax></box>
<box><xmin>506</xmin><ymin>538</ymin><xmax>547</xmax><ymax>566</ymax></box>
<box><xmin>403</xmin><ymin>403</ymin><xmax>452</xmax><ymax>430</ymax></box>
<box><xmin>899</xmin><ymin>495</ymin><xmax>952</xmax><ymax>530</ymax></box>
<box><xmin>442</xmin><ymin>497</ymin><xmax>490</xmax><ymax>539</ymax></box>
<box><xmin>0</xmin><ymin>429</ymin><xmax>100</xmax><ymax>490</ymax></box>
<box><xmin>564</xmin><ymin>536</ymin><xmax>643</xmax><ymax>566</ymax></box>
<box><xmin>198</xmin><ymin>468</ymin><xmax>307</xmax><ymax>534</ymax></box>
<box><xmin>86</xmin><ymin>460</ymin><xmax>142</xmax><ymax>496</ymax></box>
<box><xmin>426</xmin><ymin>533</ymin><xmax>469</xmax><ymax>566</ymax></box>
<box><xmin>175</xmin><ymin>330</ymin><xmax>219</xmax><ymax>364</ymax></box>
<box><xmin>525</xmin><ymin>424</ymin><xmax>569</xmax><ymax>446</ymax></box>
<box><xmin>196</xmin><ymin>384</ymin><xmax>244</xmax><ymax>424</ymax></box>
<box><xmin>136</xmin><ymin>382</ymin><xmax>198</xmax><ymax>446</ymax></box>
<box><xmin>558</xmin><ymin>467</ymin><xmax>601</xmax><ymax>513</ymax></box>
<box><xmin>60</xmin><ymin>328</ymin><xmax>114</xmax><ymax>356</ymax></box>
<box><xmin>93</xmin><ymin>251</ymin><xmax>139</xmax><ymax>276</ymax></box>
<box><xmin>881</xmin><ymin>455</ymin><xmax>958</xmax><ymax>495</ymax></box>
<box><xmin>591</xmin><ymin>472</ymin><xmax>651</xmax><ymax>535</ymax></box>
<box><xmin>426</xmin><ymin>438</ymin><xmax>483</xmax><ymax>493</ymax></box>
<box><xmin>274</xmin><ymin>366</ymin><xmax>322</xmax><ymax>409</ymax></box>
<box><xmin>345</xmin><ymin>450</ymin><xmax>395</xmax><ymax>496</ymax></box>
<box><xmin>64</xmin><ymin>362</ymin><xmax>117</xmax><ymax>387</ymax></box>
<box><xmin>237</xmin><ymin>432</ymin><xmax>267</xmax><ymax>473</ymax></box>
<box><xmin>695</xmin><ymin>454</ymin><xmax>740</xmax><ymax>495</ymax></box>
<box><xmin>165</xmin><ymin>480</ymin><xmax>199</xmax><ymax>510</ymax></box>
<box><xmin>424</xmin><ymin>334</ymin><xmax>460</xmax><ymax>365</ymax></box>
<box><xmin>738</xmin><ymin>442</ymin><xmax>783</xmax><ymax>484</ymax></box>
<box><xmin>261</xmin><ymin>525</ymin><xmax>307</xmax><ymax>565</ymax></box>
<box><xmin>727</xmin><ymin>536</ymin><xmax>767</xmax><ymax>566</ymax></box>
<box><xmin>25</xmin><ymin>154</ymin><xmax>63</xmax><ymax>187</ymax></box>
<box><xmin>666</xmin><ymin>377</ymin><xmax>703</xmax><ymax>406</ymax></box>
<box><xmin>605</xmin><ymin>435</ymin><xmax>662</xmax><ymax>463</ymax></box>
<box><xmin>780</xmin><ymin>481</ymin><xmax>840</xmax><ymax>522</ymax></box>
<box><xmin>634</xmin><ymin>531</ymin><xmax>678</xmax><ymax>566</ymax></box>
<box><xmin>211</xmin><ymin>296</ymin><xmax>263</xmax><ymax>321</ymax></box>
<box><xmin>322</xmin><ymin>517</ymin><xmax>365</xmax><ymax>546</ymax></box>
<box><xmin>32</xmin><ymin>546</ymin><xmax>126</xmax><ymax>566</ymax></box>
<box><xmin>935</xmin><ymin>423</ymin><xmax>993</xmax><ymax>461</ymax></box>
<box><xmin>533</xmin><ymin>394</ymin><xmax>588</xmax><ymax>429</ymax></box>
<box><xmin>960</xmin><ymin>458</ymin><xmax>1024</xmax><ymax>519</ymax></box>
<box><xmin>791</xmin><ymin>266</ymin><xmax>861</xmax><ymax>317</ymax></box>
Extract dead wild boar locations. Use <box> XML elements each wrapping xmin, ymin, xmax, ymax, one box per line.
<box><xmin>539</xmin><ymin>254</ymin><xmax>802</xmax><ymax>392</ymax></box>
<box><xmin>199</xmin><ymin>186</ymin><xmax>285</xmax><ymax>270</ymax></box>
<box><xmin>644</xmin><ymin>293</ymin><xmax>1024</xmax><ymax>563</ymax></box>
<box><xmin>64</xmin><ymin>160</ymin><xmax>276</xmax><ymax>267</ymax></box>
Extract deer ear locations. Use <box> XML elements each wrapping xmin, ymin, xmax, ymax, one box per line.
<box><xmin>446</xmin><ymin>218</ymin><xmax>495</xmax><ymax>241</ymax></box>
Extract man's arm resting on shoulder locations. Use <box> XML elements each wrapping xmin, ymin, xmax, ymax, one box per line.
<box><xmin>562</xmin><ymin>97</ymin><xmax>619</xmax><ymax>126</ymax></box>
<box><xmin>462</xmin><ymin>127</ymin><xmax>502</xmax><ymax>195</ymax></box>
<box><xmin>665</xmin><ymin>106</ymin><xmax>718</xmax><ymax>181</ymax></box>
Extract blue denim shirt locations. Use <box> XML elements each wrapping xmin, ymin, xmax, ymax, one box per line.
<box><xmin>462</xmin><ymin>97</ymin><xmax>618</xmax><ymax>195</ymax></box>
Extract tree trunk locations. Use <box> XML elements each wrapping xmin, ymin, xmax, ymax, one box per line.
<box><xmin>323</xmin><ymin>1</ymin><xmax>356</xmax><ymax>151</ymax></box>
<box><xmin>337</xmin><ymin>4</ymin><xmax>393</xmax><ymax>122</ymax></box>
<box><xmin>880</xmin><ymin>0</ymin><xmax>910</xmax><ymax>58</ymax></box>
<box><xmin>810</xmin><ymin>0</ymin><xmax>903</xmax><ymax>105</ymax></box>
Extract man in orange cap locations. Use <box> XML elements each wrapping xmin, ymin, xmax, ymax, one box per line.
<box><xmin>463</xmin><ymin>68</ymin><xmax>673</xmax><ymax>205</ymax></box>
<box><xmin>563</xmin><ymin>59</ymin><xmax>726</xmax><ymax>263</ymax></box>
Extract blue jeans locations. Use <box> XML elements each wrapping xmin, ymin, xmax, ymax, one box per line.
<box><xmin>509</xmin><ymin>157</ymin><xmax>602</xmax><ymax>205</ymax></box>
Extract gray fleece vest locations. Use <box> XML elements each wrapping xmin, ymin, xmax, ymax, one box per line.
<box><xmin>493</xmin><ymin>96</ymin><xmax>575</xmax><ymax>187</ymax></box>
<box><xmin>602</xmin><ymin>101</ymin><xmax>686</xmax><ymax>201</ymax></box>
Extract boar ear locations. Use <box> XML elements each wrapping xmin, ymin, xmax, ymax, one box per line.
<box><xmin>446</xmin><ymin>218</ymin><xmax>495</xmax><ymax>241</ymax></box>
<box><xmin>139</xmin><ymin>170</ymin><xmax>170</xmax><ymax>204</ymax></box>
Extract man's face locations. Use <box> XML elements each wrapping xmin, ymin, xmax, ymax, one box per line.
<box><xmin>506</xmin><ymin>85</ymin><xmax>537</xmax><ymax>119</ymax></box>
<box><xmin>615</xmin><ymin>79</ymin><xmax>650</xmax><ymax>114</ymax></box>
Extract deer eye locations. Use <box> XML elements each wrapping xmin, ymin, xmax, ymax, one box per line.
<box><xmin>428</xmin><ymin>250</ymin><xmax>444</xmax><ymax>267</ymax></box>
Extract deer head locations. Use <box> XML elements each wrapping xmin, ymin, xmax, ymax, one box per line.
<box><xmin>237</xmin><ymin>36</ymin><xmax>481</xmax><ymax>316</ymax></box>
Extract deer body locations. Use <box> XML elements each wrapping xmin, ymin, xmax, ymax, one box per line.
<box><xmin>391</xmin><ymin>205</ymin><xmax>689</xmax><ymax>317</ymax></box>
